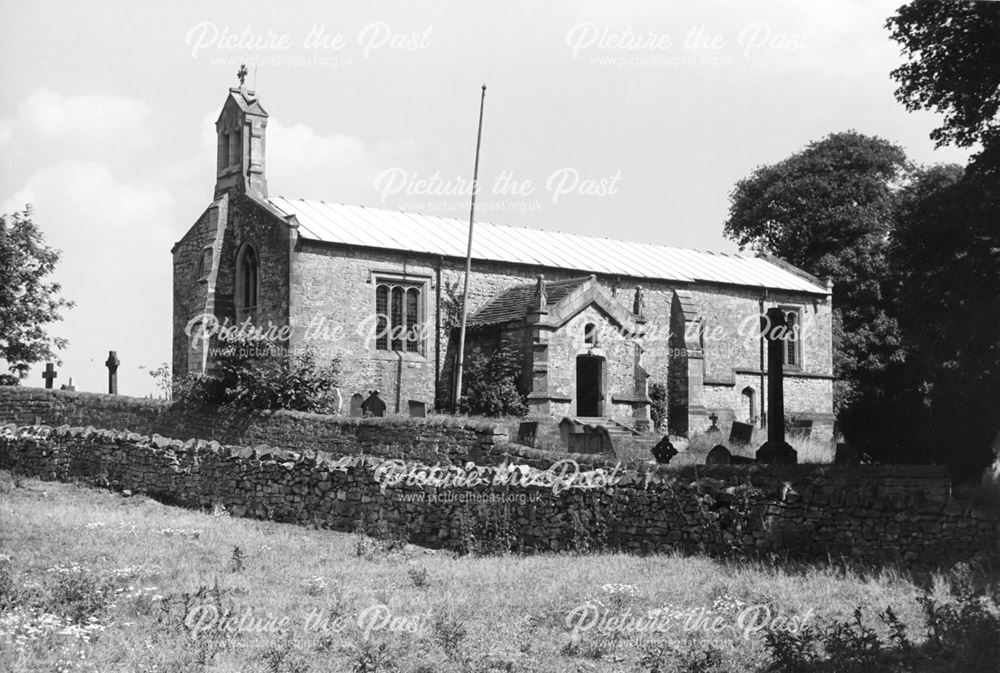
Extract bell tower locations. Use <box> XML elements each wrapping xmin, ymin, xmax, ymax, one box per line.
<box><xmin>214</xmin><ymin>65</ymin><xmax>268</xmax><ymax>200</ymax></box>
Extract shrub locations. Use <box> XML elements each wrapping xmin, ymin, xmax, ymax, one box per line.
<box><xmin>648</xmin><ymin>382</ymin><xmax>667</xmax><ymax>431</ymax></box>
<box><xmin>458</xmin><ymin>344</ymin><xmax>528</xmax><ymax>417</ymax></box>
<box><xmin>175</xmin><ymin>339</ymin><xmax>341</xmax><ymax>413</ymax></box>
<box><xmin>456</xmin><ymin>505</ymin><xmax>517</xmax><ymax>556</ymax></box>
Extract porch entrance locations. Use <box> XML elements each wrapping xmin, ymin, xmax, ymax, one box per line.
<box><xmin>576</xmin><ymin>355</ymin><xmax>604</xmax><ymax>417</ymax></box>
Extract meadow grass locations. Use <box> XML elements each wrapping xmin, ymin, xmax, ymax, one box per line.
<box><xmin>2</xmin><ymin>470</ymin><xmax>993</xmax><ymax>672</ymax></box>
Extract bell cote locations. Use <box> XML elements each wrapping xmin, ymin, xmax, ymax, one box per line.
<box><xmin>214</xmin><ymin>85</ymin><xmax>268</xmax><ymax>200</ymax></box>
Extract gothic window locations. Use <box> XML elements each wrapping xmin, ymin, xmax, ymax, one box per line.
<box><xmin>374</xmin><ymin>279</ymin><xmax>424</xmax><ymax>354</ymax></box>
<box><xmin>197</xmin><ymin>246</ymin><xmax>212</xmax><ymax>280</ymax></box>
<box><xmin>584</xmin><ymin>322</ymin><xmax>597</xmax><ymax>346</ymax></box>
<box><xmin>235</xmin><ymin>243</ymin><xmax>258</xmax><ymax>322</ymax></box>
<box><xmin>780</xmin><ymin>307</ymin><xmax>801</xmax><ymax>368</ymax></box>
<box><xmin>741</xmin><ymin>387</ymin><xmax>756</xmax><ymax>423</ymax></box>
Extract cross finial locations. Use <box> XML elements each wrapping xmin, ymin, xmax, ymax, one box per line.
<box><xmin>237</xmin><ymin>64</ymin><xmax>248</xmax><ymax>87</ymax></box>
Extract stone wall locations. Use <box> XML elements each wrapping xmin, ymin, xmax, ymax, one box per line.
<box><xmin>0</xmin><ymin>387</ymin><xmax>509</xmax><ymax>465</ymax></box>
<box><xmin>2</xmin><ymin>423</ymin><xmax>996</xmax><ymax>568</ymax></box>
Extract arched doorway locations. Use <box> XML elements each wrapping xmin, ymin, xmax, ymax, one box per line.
<box><xmin>576</xmin><ymin>355</ymin><xmax>604</xmax><ymax>417</ymax></box>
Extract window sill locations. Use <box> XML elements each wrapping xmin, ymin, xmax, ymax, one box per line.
<box><xmin>372</xmin><ymin>350</ymin><xmax>427</xmax><ymax>362</ymax></box>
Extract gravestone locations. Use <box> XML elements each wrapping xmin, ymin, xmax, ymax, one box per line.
<box><xmin>787</xmin><ymin>419</ymin><xmax>813</xmax><ymax>438</ymax></box>
<box><xmin>105</xmin><ymin>351</ymin><xmax>120</xmax><ymax>395</ymax></box>
<box><xmin>559</xmin><ymin>417</ymin><xmax>614</xmax><ymax>455</ymax></box>
<box><xmin>407</xmin><ymin>400</ymin><xmax>426</xmax><ymax>418</ymax></box>
<box><xmin>516</xmin><ymin>421</ymin><xmax>539</xmax><ymax>447</ymax></box>
<box><xmin>651</xmin><ymin>436</ymin><xmax>677</xmax><ymax>464</ymax></box>
<box><xmin>349</xmin><ymin>394</ymin><xmax>364</xmax><ymax>418</ymax></box>
<box><xmin>42</xmin><ymin>363</ymin><xmax>57</xmax><ymax>389</ymax></box>
<box><xmin>706</xmin><ymin>412</ymin><xmax>721</xmax><ymax>434</ymax></box>
<box><xmin>361</xmin><ymin>390</ymin><xmax>387</xmax><ymax>417</ymax></box>
<box><xmin>756</xmin><ymin>308</ymin><xmax>797</xmax><ymax>464</ymax></box>
<box><xmin>60</xmin><ymin>377</ymin><xmax>76</xmax><ymax>392</ymax></box>
<box><xmin>706</xmin><ymin>444</ymin><xmax>731</xmax><ymax>465</ymax></box>
<box><xmin>729</xmin><ymin>421</ymin><xmax>753</xmax><ymax>446</ymax></box>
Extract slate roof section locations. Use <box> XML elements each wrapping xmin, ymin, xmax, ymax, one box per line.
<box><xmin>268</xmin><ymin>197</ymin><xmax>829</xmax><ymax>295</ymax></box>
<box><xmin>468</xmin><ymin>277</ymin><xmax>591</xmax><ymax>327</ymax></box>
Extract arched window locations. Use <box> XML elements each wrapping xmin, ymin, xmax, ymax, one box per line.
<box><xmin>235</xmin><ymin>243</ymin><xmax>258</xmax><ymax>322</ymax></box>
<box><xmin>781</xmin><ymin>308</ymin><xmax>800</xmax><ymax>367</ymax></box>
<box><xmin>584</xmin><ymin>322</ymin><xmax>598</xmax><ymax>346</ymax></box>
<box><xmin>374</xmin><ymin>279</ymin><xmax>424</xmax><ymax>354</ymax></box>
<box><xmin>741</xmin><ymin>386</ymin><xmax>756</xmax><ymax>423</ymax></box>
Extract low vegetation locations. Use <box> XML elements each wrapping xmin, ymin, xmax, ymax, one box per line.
<box><xmin>1</xmin><ymin>471</ymin><xmax>996</xmax><ymax>672</ymax></box>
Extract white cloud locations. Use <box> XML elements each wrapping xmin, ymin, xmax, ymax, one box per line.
<box><xmin>3</xmin><ymin>160</ymin><xmax>175</xmax><ymax>398</ymax></box>
<box><xmin>1</xmin><ymin>89</ymin><xmax>153</xmax><ymax>159</ymax></box>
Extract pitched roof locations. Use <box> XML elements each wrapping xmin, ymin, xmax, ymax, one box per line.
<box><xmin>267</xmin><ymin>197</ymin><xmax>828</xmax><ymax>295</ymax></box>
<box><xmin>468</xmin><ymin>277</ymin><xmax>590</xmax><ymax>327</ymax></box>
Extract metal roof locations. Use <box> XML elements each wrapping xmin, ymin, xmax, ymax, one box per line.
<box><xmin>267</xmin><ymin>197</ymin><xmax>828</xmax><ymax>294</ymax></box>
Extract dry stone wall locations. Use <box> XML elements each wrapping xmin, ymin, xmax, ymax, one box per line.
<box><xmin>1</xmin><ymin>422</ymin><xmax>996</xmax><ymax>568</ymax></box>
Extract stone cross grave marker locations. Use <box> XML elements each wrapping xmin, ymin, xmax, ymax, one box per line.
<box><xmin>42</xmin><ymin>363</ymin><xmax>57</xmax><ymax>389</ymax></box>
<box><xmin>60</xmin><ymin>377</ymin><xmax>76</xmax><ymax>392</ymax></box>
<box><xmin>105</xmin><ymin>351</ymin><xmax>120</xmax><ymax>395</ymax></box>
<box><xmin>756</xmin><ymin>308</ymin><xmax>797</xmax><ymax>464</ymax></box>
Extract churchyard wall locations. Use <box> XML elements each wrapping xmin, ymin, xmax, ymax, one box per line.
<box><xmin>0</xmin><ymin>387</ymin><xmax>509</xmax><ymax>465</ymax></box>
<box><xmin>1</xmin><ymin>422</ymin><xmax>996</xmax><ymax>568</ymax></box>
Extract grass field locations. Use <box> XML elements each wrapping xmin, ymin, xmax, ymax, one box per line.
<box><xmin>0</xmin><ymin>471</ymin><xmax>996</xmax><ymax>673</ymax></box>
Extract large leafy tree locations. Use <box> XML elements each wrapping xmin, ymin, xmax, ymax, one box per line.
<box><xmin>887</xmin><ymin>0</ymin><xmax>1000</xmax><ymax>152</ymax></box>
<box><xmin>888</xmin><ymin>162</ymin><xmax>1000</xmax><ymax>475</ymax></box>
<box><xmin>0</xmin><ymin>206</ymin><xmax>74</xmax><ymax>381</ymax></box>
<box><xmin>724</xmin><ymin>131</ymin><xmax>910</xmax><ymax>415</ymax></box>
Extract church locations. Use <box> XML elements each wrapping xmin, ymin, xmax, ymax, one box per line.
<box><xmin>172</xmin><ymin>83</ymin><xmax>835</xmax><ymax>438</ymax></box>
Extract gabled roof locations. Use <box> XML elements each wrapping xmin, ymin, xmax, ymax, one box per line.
<box><xmin>267</xmin><ymin>197</ymin><xmax>829</xmax><ymax>295</ymax></box>
<box><xmin>469</xmin><ymin>277</ymin><xmax>590</xmax><ymax>327</ymax></box>
<box><xmin>217</xmin><ymin>87</ymin><xmax>268</xmax><ymax>120</ymax></box>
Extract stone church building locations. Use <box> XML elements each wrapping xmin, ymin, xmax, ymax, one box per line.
<box><xmin>172</xmin><ymin>85</ymin><xmax>835</xmax><ymax>437</ymax></box>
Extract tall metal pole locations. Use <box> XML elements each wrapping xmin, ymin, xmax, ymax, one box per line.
<box><xmin>454</xmin><ymin>84</ymin><xmax>487</xmax><ymax>411</ymax></box>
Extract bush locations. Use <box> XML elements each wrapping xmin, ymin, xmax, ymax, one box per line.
<box><xmin>648</xmin><ymin>382</ymin><xmax>667</xmax><ymax>431</ymax></box>
<box><xmin>175</xmin><ymin>338</ymin><xmax>341</xmax><ymax>413</ymax></box>
<box><xmin>458</xmin><ymin>343</ymin><xmax>527</xmax><ymax>417</ymax></box>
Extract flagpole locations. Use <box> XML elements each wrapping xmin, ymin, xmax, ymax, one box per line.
<box><xmin>454</xmin><ymin>84</ymin><xmax>487</xmax><ymax>412</ymax></box>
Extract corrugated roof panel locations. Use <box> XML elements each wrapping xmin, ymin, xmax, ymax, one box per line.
<box><xmin>267</xmin><ymin>198</ymin><xmax>828</xmax><ymax>294</ymax></box>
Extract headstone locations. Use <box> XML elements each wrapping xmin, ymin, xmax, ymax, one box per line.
<box><xmin>105</xmin><ymin>351</ymin><xmax>120</xmax><ymax>395</ymax></box>
<box><xmin>651</xmin><ymin>436</ymin><xmax>677</xmax><ymax>464</ymax></box>
<box><xmin>349</xmin><ymin>393</ymin><xmax>364</xmax><ymax>418</ymax></box>
<box><xmin>361</xmin><ymin>390</ymin><xmax>387</xmax><ymax>418</ymax></box>
<box><xmin>407</xmin><ymin>400</ymin><xmax>426</xmax><ymax>418</ymax></box>
<box><xmin>756</xmin><ymin>308</ymin><xmax>797</xmax><ymax>465</ymax></box>
<box><xmin>706</xmin><ymin>412</ymin><xmax>721</xmax><ymax>434</ymax></box>
<box><xmin>60</xmin><ymin>377</ymin><xmax>76</xmax><ymax>392</ymax></box>
<box><xmin>729</xmin><ymin>421</ymin><xmax>754</xmax><ymax>446</ymax></box>
<box><xmin>787</xmin><ymin>419</ymin><xmax>813</xmax><ymax>438</ymax></box>
<box><xmin>42</xmin><ymin>363</ymin><xmax>57</xmax><ymax>389</ymax></box>
<box><xmin>516</xmin><ymin>421</ymin><xmax>539</xmax><ymax>447</ymax></box>
<box><xmin>559</xmin><ymin>417</ymin><xmax>614</xmax><ymax>455</ymax></box>
<box><xmin>706</xmin><ymin>444</ymin><xmax>731</xmax><ymax>465</ymax></box>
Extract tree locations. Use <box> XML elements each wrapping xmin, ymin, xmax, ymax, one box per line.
<box><xmin>887</xmin><ymin>163</ymin><xmax>1000</xmax><ymax>476</ymax></box>
<box><xmin>724</xmin><ymin>132</ymin><xmax>910</xmax><ymax>414</ymax></box>
<box><xmin>0</xmin><ymin>206</ymin><xmax>74</xmax><ymax>380</ymax></box>
<box><xmin>887</xmin><ymin>0</ymin><xmax>1000</xmax><ymax>151</ymax></box>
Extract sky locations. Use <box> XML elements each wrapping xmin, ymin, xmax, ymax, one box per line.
<box><xmin>0</xmin><ymin>0</ymin><xmax>973</xmax><ymax>397</ymax></box>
